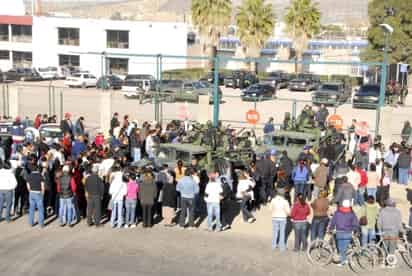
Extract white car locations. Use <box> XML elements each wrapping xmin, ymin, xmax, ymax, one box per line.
<box><xmin>35</xmin><ymin>67</ymin><xmax>58</xmax><ymax>80</ymax></box>
<box><xmin>25</xmin><ymin>123</ymin><xmax>63</xmax><ymax>145</ymax></box>
<box><xmin>65</xmin><ymin>73</ymin><xmax>97</xmax><ymax>88</ymax></box>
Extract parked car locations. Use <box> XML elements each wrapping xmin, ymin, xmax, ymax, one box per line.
<box><xmin>64</xmin><ymin>73</ymin><xmax>97</xmax><ymax>88</ymax></box>
<box><xmin>97</xmin><ymin>75</ymin><xmax>123</xmax><ymax>90</ymax></box>
<box><xmin>35</xmin><ymin>67</ymin><xmax>59</xmax><ymax>80</ymax></box>
<box><xmin>160</xmin><ymin>80</ymin><xmax>222</xmax><ymax>103</ymax></box>
<box><xmin>4</xmin><ymin>68</ymin><xmax>42</xmax><ymax>81</ymax></box>
<box><xmin>259</xmin><ymin>71</ymin><xmax>290</xmax><ymax>90</ymax></box>
<box><xmin>288</xmin><ymin>74</ymin><xmax>320</xmax><ymax>92</ymax></box>
<box><xmin>25</xmin><ymin>123</ymin><xmax>63</xmax><ymax>145</ymax></box>
<box><xmin>241</xmin><ymin>84</ymin><xmax>276</xmax><ymax>101</ymax></box>
<box><xmin>312</xmin><ymin>82</ymin><xmax>352</xmax><ymax>106</ymax></box>
<box><xmin>200</xmin><ymin>71</ymin><xmax>225</xmax><ymax>85</ymax></box>
<box><xmin>352</xmin><ymin>84</ymin><xmax>380</xmax><ymax>109</ymax></box>
<box><xmin>224</xmin><ymin>70</ymin><xmax>258</xmax><ymax>89</ymax></box>
<box><xmin>122</xmin><ymin>76</ymin><xmax>154</xmax><ymax>100</ymax></box>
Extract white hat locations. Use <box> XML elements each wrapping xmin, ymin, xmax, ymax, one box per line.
<box><xmin>321</xmin><ymin>158</ymin><xmax>328</xmax><ymax>165</ymax></box>
<box><xmin>342</xmin><ymin>199</ymin><xmax>351</xmax><ymax>208</ymax></box>
<box><xmin>62</xmin><ymin>165</ymin><xmax>70</xmax><ymax>173</ymax></box>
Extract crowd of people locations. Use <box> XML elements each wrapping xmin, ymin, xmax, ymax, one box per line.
<box><xmin>0</xmin><ymin>110</ymin><xmax>411</xmax><ymax>268</ymax></box>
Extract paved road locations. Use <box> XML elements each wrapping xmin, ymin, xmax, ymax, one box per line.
<box><xmin>2</xmin><ymin>81</ymin><xmax>411</xmax><ymax>139</ymax></box>
<box><xmin>1</xmin><ymin>215</ymin><xmax>411</xmax><ymax>276</ymax></box>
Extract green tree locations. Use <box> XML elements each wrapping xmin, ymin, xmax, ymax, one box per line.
<box><xmin>191</xmin><ymin>0</ymin><xmax>232</xmax><ymax>68</ymax></box>
<box><xmin>284</xmin><ymin>0</ymin><xmax>321</xmax><ymax>72</ymax></box>
<box><xmin>361</xmin><ymin>0</ymin><xmax>412</xmax><ymax>65</ymax></box>
<box><xmin>236</xmin><ymin>0</ymin><xmax>275</xmax><ymax>73</ymax></box>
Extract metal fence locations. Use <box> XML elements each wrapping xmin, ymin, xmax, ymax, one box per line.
<box><xmin>0</xmin><ymin>53</ymin><xmax>395</xmax><ymax>139</ymax></box>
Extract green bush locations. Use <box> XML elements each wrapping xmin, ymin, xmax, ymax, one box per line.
<box><xmin>162</xmin><ymin>68</ymin><xmax>207</xmax><ymax>80</ymax></box>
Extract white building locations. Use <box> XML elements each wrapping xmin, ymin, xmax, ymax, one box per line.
<box><xmin>0</xmin><ymin>15</ymin><xmax>188</xmax><ymax>76</ymax></box>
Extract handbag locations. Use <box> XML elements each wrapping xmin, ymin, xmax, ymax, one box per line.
<box><xmin>359</xmin><ymin>216</ymin><xmax>368</xmax><ymax>226</ymax></box>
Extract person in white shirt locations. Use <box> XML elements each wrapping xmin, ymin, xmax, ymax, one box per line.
<box><xmin>0</xmin><ymin>161</ymin><xmax>18</xmax><ymax>222</ymax></box>
<box><xmin>204</xmin><ymin>172</ymin><xmax>223</xmax><ymax>232</ymax></box>
<box><xmin>145</xmin><ymin>130</ymin><xmax>156</xmax><ymax>159</ymax></box>
<box><xmin>270</xmin><ymin>189</ymin><xmax>291</xmax><ymax>251</ymax></box>
<box><xmin>346</xmin><ymin>163</ymin><xmax>361</xmax><ymax>191</ymax></box>
<box><xmin>236</xmin><ymin>171</ymin><xmax>256</xmax><ymax>223</ymax></box>
<box><xmin>109</xmin><ymin>164</ymin><xmax>127</xmax><ymax>228</ymax></box>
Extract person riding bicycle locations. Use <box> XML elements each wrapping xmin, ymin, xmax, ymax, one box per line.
<box><xmin>377</xmin><ymin>198</ymin><xmax>402</xmax><ymax>262</ymax></box>
<box><xmin>329</xmin><ymin>199</ymin><xmax>359</xmax><ymax>266</ymax></box>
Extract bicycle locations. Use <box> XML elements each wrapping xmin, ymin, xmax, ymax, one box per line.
<box><xmin>307</xmin><ymin>231</ymin><xmax>376</xmax><ymax>272</ymax></box>
<box><xmin>366</xmin><ymin>225</ymin><xmax>412</xmax><ymax>269</ymax></box>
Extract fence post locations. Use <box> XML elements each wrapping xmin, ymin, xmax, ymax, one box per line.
<box><xmin>60</xmin><ymin>89</ymin><xmax>63</xmax><ymax>121</ymax></box>
<box><xmin>159</xmin><ymin>54</ymin><xmax>163</xmax><ymax>125</ymax></box>
<box><xmin>292</xmin><ymin>99</ymin><xmax>297</xmax><ymax>120</ymax></box>
<box><xmin>52</xmin><ymin>86</ymin><xmax>56</xmax><ymax>116</ymax></box>
<box><xmin>213</xmin><ymin>56</ymin><xmax>220</xmax><ymax>127</ymax></box>
<box><xmin>48</xmin><ymin>84</ymin><xmax>52</xmax><ymax>116</ymax></box>
<box><xmin>6</xmin><ymin>84</ymin><xmax>9</xmax><ymax>117</ymax></box>
<box><xmin>154</xmin><ymin>54</ymin><xmax>160</xmax><ymax>123</ymax></box>
<box><xmin>2</xmin><ymin>85</ymin><xmax>6</xmax><ymax>117</ymax></box>
<box><xmin>377</xmin><ymin>62</ymin><xmax>387</xmax><ymax>135</ymax></box>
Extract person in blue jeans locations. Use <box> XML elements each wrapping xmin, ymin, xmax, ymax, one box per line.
<box><xmin>58</xmin><ymin>166</ymin><xmax>74</xmax><ymax>227</ymax></box>
<box><xmin>204</xmin><ymin>174</ymin><xmax>223</xmax><ymax>232</ymax></box>
<box><xmin>26</xmin><ymin>166</ymin><xmax>46</xmax><ymax>227</ymax></box>
<box><xmin>0</xmin><ymin>161</ymin><xmax>18</xmax><ymax>222</ymax></box>
<box><xmin>292</xmin><ymin>161</ymin><xmax>310</xmax><ymax>201</ymax></box>
<box><xmin>310</xmin><ymin>191</ymin><xmax>329</xmax><ymax>241</ymax></box>
<box><xmin>329</xmin><ymin>199</ymin><xmax>359</xmax><ymax>266</ymax></box>
<box><xmin>270</xmin><ymin>190</ymin><xmax>291</xmax><ymax>251</ymax></box>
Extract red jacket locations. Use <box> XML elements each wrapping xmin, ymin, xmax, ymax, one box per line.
<box><xmin>291</xmin><ymin>202</ymin><xmax>310</xmax><ymax>221</ymax></box>
<box><xmin>356</xmin><ymin>168</ymin><xmax>368</xmax><ymax>188</ymax></box>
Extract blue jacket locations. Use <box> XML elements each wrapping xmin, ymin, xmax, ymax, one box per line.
<box><xmin>72</xmin><ymin>140</ymin><xmax>86</xmax><ymax>158</ymax></box>
<box><xmin>263</xmin><ymin>123</ymin><xmax>274</xmax><ymax>134</ymax></box>
<box><xmin>176</xmin><ymin>176</ymin><xmax>199</xmax><ymax>199</ymax></box>
<box><xmin>292</xmin><ymin>165</ymin><xmax>309</xmax><ymax>183</ymax></box>
<box><xmin>330</xmin><ymin>210</ymin><xmax>359</xmax><ymax>232</ymax></box>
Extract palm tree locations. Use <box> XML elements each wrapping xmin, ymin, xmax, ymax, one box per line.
<box><xmin>236</xmin><ymin>0</ymin><xmax>275</xmax><ymax>73</ymax></box>
<box><xmin>191</xmin><ymin>0</ymin><xmax>232</xmax><ymax>68</ymax></box>
<box><xmin>284</xmin><ymin>0</ymin><xmax>321</xmax><ymax>72</ymax></box>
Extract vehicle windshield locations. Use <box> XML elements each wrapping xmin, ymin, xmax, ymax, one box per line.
<box><xmin>40</xmin><ymin>129</ymin><xmax>63</xmax><ymax>138</ymax></box>
<box><xmin>320</xmin><ymin>84</ymin><xmax>340</xmax><ymax>91</ymax></box>
<box><xmin>72</xmin><ymin>74</ymin><xmax>81</xmax><ymax>78</ymax></box>
<box><xmin>359</xmin><ymin>85</ymin><xmax>380</xmax><ymax>95</ymax></box>
<box><xmin>163</xmin><ymin>80</ymin><xmax>182</xmax><ymax>88</ymax></box>
<box><xmin>38</xmin><ymin>68</ymin><xmax>50</xmax><ymax>72</ymax></box>
<box><xmin>286</xmin><ymin>138</ymin><xmax>307</xmax><ymax>147</ymax></box>
<box><xmin>124</xmin><ymin>80</ymin><xmax>143</xmax><ymax>87</ymax></box>
<box><xmin>246</xmin><ymin>85</ymin><xmax>262</xmax><ymax>92</ymax></box>
<box><xmin>268</xmin><ymin>72</ymin><xmax>281</xmax><ymax>78</ymax></box>
<box><xmin>272</xmin><ymin>136</ymin><xmax>285</xmax><ymax>146</ymax></box>
<box><xmin>176</xmin><ymin>150</ymin><xmax>191</xmax><ymax>162</ymax></box>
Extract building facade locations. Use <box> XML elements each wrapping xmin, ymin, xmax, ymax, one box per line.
<box><xmin>0</xmin><ymin>15</ymin><xmax>188</xmax><ymax>76</ymax></box>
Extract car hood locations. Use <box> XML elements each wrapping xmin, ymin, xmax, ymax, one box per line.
<box><xmin>315</xmin><ymin>89</ymin><xmax>340</xmax><ymax>94</ymax></box>
<box><xmin>243</xmin><ymin>89</ymin><xmax>263</xmax><ymax>95</ymax></box>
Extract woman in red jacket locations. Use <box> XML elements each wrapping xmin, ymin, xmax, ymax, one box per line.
<box><xmin>291</xmin><ymin>193</ymin><xmax>311</xmax><ymax>252</ymax></box>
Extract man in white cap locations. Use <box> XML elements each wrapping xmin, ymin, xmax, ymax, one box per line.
<box><xmin>312</xmin><ymin>158</ymin><xmax>329</xmax><ymax>200</ymax></box>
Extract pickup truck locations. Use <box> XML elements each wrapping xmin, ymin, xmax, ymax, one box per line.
<box><xmin>259</xmin><ymin>71</ymin><xmax>290</xmax><ymax>90</ymax></box>
<box><xmin>312</xmin><ymin>81</ymin><xmax>352</xmax><ymax>106</ymax></box>
<box><xmin>159</xmin><ymin>80</ymin><xmax>222</xmax><ymax>103</ymax></box>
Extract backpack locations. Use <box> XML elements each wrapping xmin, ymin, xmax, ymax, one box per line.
<box><xmin>221</xmin><ymin>177</ymin><xmax>233</xmax><ymax>200</ymax></box>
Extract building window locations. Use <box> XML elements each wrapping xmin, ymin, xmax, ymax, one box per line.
<box><xmin>0</xmin><ymin>25</ymin><xmax>8</xmax><ymax>41</ymax></box>
<box><xmin>106</xmin><ymin>30</ymin><xmax>129</xmax><ymax>49</ymax></box>
<box><xmin>12</xmin><ymin>51</ymin><xmax>32</xmax><ymax>67</ymax></box>
<box><xmin>0</xmin><ymin>50</ymin><xmax>9</xmax><ymax>60</ymax></box>
<box><xmin>108</xmin><ymin>57</ymin><xmax>128</xmax><ymax>75</ymax></box>
<box><xmin>58</xmin><ymin>28</ymin><xmax>80</xmax><ymax>46</ymax></box>
<box><xmin>11</xmin><ymin>25</ymin><xmax>32</xmax><ymax>43</ymax></box>
<box><xmin>58</xmin><ymin>54</ymin><xmax>80</xmax><ymax>67</ymax></box>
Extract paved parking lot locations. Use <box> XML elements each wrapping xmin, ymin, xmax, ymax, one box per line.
<box><xmin>2</xmin><ymin>80</ymin><xmax>411</xmax><ymax>139</ymax></box>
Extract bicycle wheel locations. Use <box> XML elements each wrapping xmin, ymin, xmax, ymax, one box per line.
<box><xmin>307</xmin><ymin>240</ymin><xmax>333</xmax><ymax>266</ymax></box>
<box><xmin>401</xmin><ymin>243</ymin><xmax>412</xmax><ymax>268</ymax></box>
<box><xmin>348</xmin><ymin>248</ymin><xmax>376</xmax><ymax>273</ymax></box>
<box><xmin>366</xmin><ymin>244</ymin><xmax>386</xmax><ymax>268</ymax></box>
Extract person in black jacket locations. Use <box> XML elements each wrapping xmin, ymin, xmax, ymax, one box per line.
<box><xmin>85</xmin><ymin>166</ymin><xmax>105</xmax><ymax>227</ymax></box>
<box><xmin>60</xmin><ymin>113</ymin><xmax>74</xmax><ymax>139</ymax></box>
<box><xmin>110</xmin><ymin>112</ymin><xmax>120</xmax><ymax>137</ymax></box>
<box><xmin>160</xmin><ymin>165</ymin><xmax>176</xmax><ymax>226</ymax></box>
